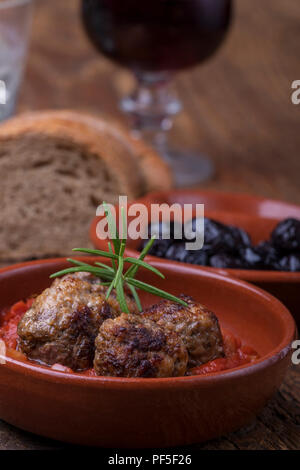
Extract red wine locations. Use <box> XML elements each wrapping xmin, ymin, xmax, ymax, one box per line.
<box><xmin>81</xmin><ymin>0</ymin><xmax>232</xmax><ymax>73</ymax></box>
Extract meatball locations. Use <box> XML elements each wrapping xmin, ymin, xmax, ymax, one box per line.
<box><xmin>142</xmin><ymin>295</ymin><xmax>224</xmax><ymax>367</ymax></box>
<box><xmin>17</xmin><ymin>272</ymin><xmax>137</xmax><ymax>370</ymax></box>
<box><xmin>94</xmin><ymin>313</ymin><xmax>188</xmax><ymax>378</ymax></box>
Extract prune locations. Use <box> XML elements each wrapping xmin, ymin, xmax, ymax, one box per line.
<box><xmin>213</xmin><ymin>225</ymin><xmax>252</xmax><ymax>254</ymax></box>
<box><xmin>256</xmin><ymin>241</ymin><xmax>281</xmax><ymax>269</ymax></box>
<box><xmin>238</xmin><ymin>246</ymin><xmax>263</xmax><ymax>269</ymax></box>
<box><xmin>203</xmin><ymin>218</ymin><xmax>227</xmax><ymax>252</ymax></box>
<box><xmin>277</xmin><ymin>253</ymin><xmax>300</xmax><ymax>272</ymax></box>
<box><xmin>271</xmin><ymin>218</ymin><xmax>300</xmax><ymax>252</ymax></box>
<box><xmin>165</xmin><ymin>242</ymin><xmax>188</xmax><ymax>262</ymax></box>
<box><xmin>184</xmin><ymin>250</ymin><xmax>208</xmax><ymax>266</ymax></box>
<box><xmin>209</xmin><ymin>253</ymin><xmax>244</xmax><ymax>269</ymax></box>
<box><xmin>146</xmin><ymin>239</ymin><xmax>173</xmax><ymax>257</ymax></box>
<box><xmin>175</xmin><ymin>217</ymin><xmax>252</xmax><ymax>255</ymax></box>
<box><xmin>227</xmin><ymin>225</ymin><xmax>251</xmax><ymax>248</ymax></box>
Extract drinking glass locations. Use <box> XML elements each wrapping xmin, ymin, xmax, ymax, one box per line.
<box><xmin>81</xmin><ymin>0</ymin><xmax>232</xmax><ymax>186</ymax></box>
<box><xmin>0</xmin><ymin>0</ymin><xmax>33</xmax><ymax>121</ymax></box>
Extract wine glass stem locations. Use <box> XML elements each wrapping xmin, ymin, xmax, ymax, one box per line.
<box><xmin>120</xmin><ymin>71</ymin><xmax>181</xmax><ymax>154</ymax></box>
<box><xmin>121</xmin><ymin>71</ymin><xmax>215</xmax><ymax>186</ymax></box>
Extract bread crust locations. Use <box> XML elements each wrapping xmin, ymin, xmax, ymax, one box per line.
<box><xmin>0</xmin><ymin>110</ymin><xmax>172</xmax><ymax>263</ymax></box>
<box><xmin>0</xmin><ymin>110</ymin><xmax>173</xmax><ymax>195</ymax></box>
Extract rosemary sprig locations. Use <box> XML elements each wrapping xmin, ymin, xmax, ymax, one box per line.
<box><xmin>50</xmin><ymin>203</ymin><xmax>187</xmax><ymax>313</ymax></box>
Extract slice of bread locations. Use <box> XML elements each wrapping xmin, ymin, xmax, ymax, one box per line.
<box><xmin>0</xmin><ymin>110</ymin><xmax>172</xmax><ymax>264</ymax></box>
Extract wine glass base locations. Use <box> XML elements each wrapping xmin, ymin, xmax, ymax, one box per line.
<box><xmin>159</xmin><ymin>148</ymin><xmax>215</xmax><ymax>187</ymax></box>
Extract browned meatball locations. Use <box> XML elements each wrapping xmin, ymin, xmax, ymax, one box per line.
<box><xmin>17</xmin><ymin>272</ymin><xmax>137</xmax><ymax>370</ymax></box>
<box><xmin>94</xmin><ymin>313</ymin><xmax>188</xmax><ymax>378</ymax></box>
<box><xmin>142</xmin><ymin>295</ymin><xmax>224</xmax><ymax>367</ymax></box>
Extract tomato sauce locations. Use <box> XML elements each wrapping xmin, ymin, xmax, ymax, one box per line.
<box><xmin>0</xmin><ymin>299</ymin><xmax>34</xmax><ymax>349</ymax></box>
<box><xmin>0</xmin><ymin>300</ymin><xmax>259</xmax><ymax>376</ymax></box>
<box><xmin>189</xmin><ymin>332</ymin><xmax>259</xmax><ymax>375</ymax></box>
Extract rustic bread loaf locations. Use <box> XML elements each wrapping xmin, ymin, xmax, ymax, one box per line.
<box><xmin>0</xmin><ymin>110</ymin><xmax>172</xmax><ymax>264</ymax></box>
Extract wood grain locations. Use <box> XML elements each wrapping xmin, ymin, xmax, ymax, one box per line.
<box><xmin>0</xmin><ymin>0</ymin><xmax>299</xmax><ymax>450</ymax></box>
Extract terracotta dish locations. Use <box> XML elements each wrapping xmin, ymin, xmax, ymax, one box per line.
<box><xmin>0</xmin><ymin>258</ymin><xmax>295</xmax><ymax>447</ymax></box>
<box><xmin>91</xmin><ymin>190</ymin><xmax>300</xmax><ymax>327</ymax></box>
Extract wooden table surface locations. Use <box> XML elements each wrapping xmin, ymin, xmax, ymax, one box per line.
<box><xmin>0</xmin><ymin>0</ymin><xmax>299</xmax><ymax>451</ymax></box>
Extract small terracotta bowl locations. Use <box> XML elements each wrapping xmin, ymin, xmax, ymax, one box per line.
<box><xmin>0</xmin><ymin>258</ymin><xmax>295</xmax><ymax>447</ymax></box>
<box><xmin>90</xmin><ymin>190</ymin><xmax>300</xmax><ymax>327</ymax></box>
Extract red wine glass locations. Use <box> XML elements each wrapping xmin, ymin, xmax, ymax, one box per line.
<box><xmin>82</xmin><ymin>0</ymin><xmax>233</xmax><ymax>186</ymax></box>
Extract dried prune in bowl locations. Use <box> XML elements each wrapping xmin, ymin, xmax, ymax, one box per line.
<box><xmin>142</xmin><ymin>238</ymin><xmax>173</xmax><ymax>257</ymax></box>
<box><xmin>203</xmin><ymin>219</ymin><xmax>251</xmax><ymax>255</ymax></box>
<box><xmin>184</xmin><ymin>250</ymin><xmax>209</xmax><ymax>266</ymax></box>
<box><xmin>165</xmin><ymin>242</ymin><xmax>188</xmax><ymax>262</ymax></box>
<box><xmin>209</xmin><ymin>253</ymin><xmax>245</xmax><ymax>269</ymax></box>
<box><xmin>255</xmin><ymin>241</ymin><xmax>282</xmax><ymax>270</ymax></box>
<box><xmin>271</xmin><ymin>218</ymin><xmax>300</xmax><ymax>252</ymax></box>
<box><xmin>238</xmin><ymin>246</ymin><xmax>263</xmax><ymax>269</ymax></box>
<box><xmin>227</xmin><ymin>225</ymin><xmax>252</xmax><ymax>249</ymax></box>
<box><xmin>277</xmin><ymin>253</ymin><xmax>300</xmax><ymax>272</ymax></box>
